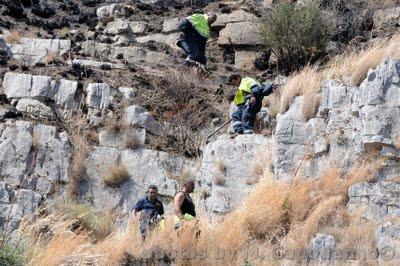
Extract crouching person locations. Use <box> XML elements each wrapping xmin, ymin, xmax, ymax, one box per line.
<box><xmin>134</xmin><ymin>185</ymin><xmax>164</xmax><ymax>240</ymax></box>
<box><xmin>229</xmin><ymin>74</ymin><xmax>274</xmax><ymax>135</ymax></box>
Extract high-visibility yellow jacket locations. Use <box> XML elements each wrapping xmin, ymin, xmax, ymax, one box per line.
<box><xmin>187</xmin><ymin>14</ymin><xmax>210</xmax><ymax>39</ymax></box>
<box><xmin>233</xmin><ymin>77</ymin><xmax>262</xmax><ymax>106</ymax></box>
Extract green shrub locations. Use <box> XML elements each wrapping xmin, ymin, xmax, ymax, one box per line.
<box><xmin>58</xmin><ymin>202</ymin><xmax>115</xmax><ymax>241</ymax></box>
<box><xmin>261</xmin><ymin>1</ymin><xmax>330</xmax><ymax>74</ymax></box>
<box><xmin>0</xmin><ymin>242</ymin><xmax>23</xmax><ymax>266</ymax></box>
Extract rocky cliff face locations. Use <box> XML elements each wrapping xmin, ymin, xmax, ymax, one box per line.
<box><xmin>1</xmin><ymin>0</ymin><xmax>400</xmax><ymax>264</ymax></box>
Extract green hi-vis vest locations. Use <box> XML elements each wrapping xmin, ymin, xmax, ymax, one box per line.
<box><xmin>187</xmin><ymin>14</ymin><xmax>210</xmax><ymax>38</ymax></box>
<box><xmin>234</xmin><ymin>77</ymin><xmax>261</xmax><ymax>106</ymax></box>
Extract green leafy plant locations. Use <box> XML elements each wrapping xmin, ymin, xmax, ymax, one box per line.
<box><xmin>261</xmin><ymin>1</ymin><xmax>330</xmax><ymax>74</ymax></box>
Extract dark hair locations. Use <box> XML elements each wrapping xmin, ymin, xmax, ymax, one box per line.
<box><xmin>228</xmin><ymin>74</ymin><xmax>242</xmax><ymax>84</ymax></box>
<box><xmin>148</xmin><ymin>185</ymin><xmax>158</xmax><ymax>191</ymax></box>
<box><xmin>183</xmin><ymin>179</ymin><xmax>195</xmax><ymax>187</ymax></box>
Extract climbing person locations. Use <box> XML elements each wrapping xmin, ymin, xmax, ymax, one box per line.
<box><xmin>134</xmin><ymin>185</ymin><xmax>165</xmax><ymax>239</ymax></box>
<box><xmin>229</xmin><ymin>74</ymin><xmax>274</xmax><ymax>135</ymax></box>
<box><xmin>177</xmin><ymin>12</ymin><xmax>217</xmax><ymax>67</ymax></box>
<box><xmin>173</xmin><ymin>179</ymin><xmax>196</xmax><ymax>229</ymax></box>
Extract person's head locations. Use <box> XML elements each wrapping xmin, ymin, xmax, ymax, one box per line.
<box><xmin>182</xmin><ymin>179</ymin><xmax>195</xmax><ymax>193</ymax></box>
<box><xmin>147</xmin><ymin>185</ymin><xmax>158</xmax><ymax>201</ymax></box>
<box><xmin>207</xmin><ymin>12</ymin><xmax>217</xmax><ymax>25</ymax></box>
<box><xmin>228</xmin><ymin>74</ymin><xmax>242</xmax><ymax>87</ymax></box>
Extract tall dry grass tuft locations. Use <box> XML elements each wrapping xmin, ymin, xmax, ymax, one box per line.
<box><xmin>4</xmin><ymin>31</ymin><xmax>21</xmax><ymax>44</ymax></box>
<box><xmin>279</xmin><ymin>66</ymin><xmax>323</xmax><ymax>121</ymax></box>
<box><xmin>350</xmin><ymin>45</ymin><xmax>386</xmax><ymax>86</ymax></box>
<box><xmin>325</xmin><ymin>34</ymin><xmax>400</xmax><ymax>86</ymax></box>
<box><xmin>27</xmin><ymin>233</ymin><xmax>89</xmax><ymax>266</ymax></box>
<box><xmin>263</xmin><ymin>90</ymin><xmax>281</xmax><ymax>119</ymax></box>
<box><xmin>102</xmin><ymin>163</ymin><xmax>129</xmax><ymax>187</ymax></box>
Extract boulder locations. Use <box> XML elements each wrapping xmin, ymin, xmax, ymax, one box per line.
<box><xmin>348</xmin><ymin>182</ymin><xmax>400</xmax><ymax>220</ymax></box>
<box><xmin>308</xmin><ymin>234</ymin><xmax>336</xmax><ymax>263</ymax></box>
<box><xmin>5</xmin><ymin>37</ymin><xmax>71</xmax><ymax>65</ymax></box>
<box><xmin>373</xmin><ymin>7</ymin><xmax>400</xmax><ymax>29</ymax></box>
<box><xmin>213</xmin><ymin>10</ymin><xmax>258</xmax><ymax>28</ymax></box>
<box><xmin>118</xmin><ymin>87</ymin><xmax>136</xmax><ymax>99</ymax></box>
<box><xmin>0</xmin><ymin>121</ymin><xmax>33</xmax><ymax>185</ymax></box>
<box><xmin>136</xmin><ymin>33</ymin><xmax>180</xmax><ymax>50</ymax></box>
<box><xmin>6</xmin><ymin>189</ymin><xmax>42</xmax><ymax>236</ymax></box>
<box><xmin>85</xmin><ymin>83</ymin><xmax>114</xmax><ymax>109</ymax></box>
<box><xmin>275</xmin><ymin>97</ymin><xmax>308</xmax><ymax>180</ymax></box>
<box><xmin>129</xmin><ymin>21</ymin><xmax>148</xmax><ymax>34</ymax></box>
<box><xmin>197</xmin><ymin>134</ymin><xmax>271</xmax><ymax>214</ymax></box>
<box><xmin>96</xmin><ymin>4</ymin><xmax>130</xmax><ymax>24</ymax></box>
<box><xmin>99</xmin><ymin>127</ymin><xmax>145</xmax><ymax>149</ymax></box>
<box><xmin>103</xmin><ymin>19</ymin><xmax>132</xmax><ymax>35</ymax></box>
<box><xmin>81</xmin><ymin>41</ymin><xmax>170</xmax><ymax>65</ymax></box>
<box><xmin>162</xmin><ymin>17</ymin><xmax>181</xmax><ymax>33</ymax></box>
<box><xmin>16</xmin><ymin>98</ymin><xmax>54</xmax><ymax>118</ymax></box>
<box><xmin>3</xmin><ymin>73</ymin><xmax>53</xmax><ymax>99</ymax></box>
<box><xmin>375</xmin><ymin>221</ymin><xmax>400</xmax><ymax>261</ymax></box>
<box><xmin>124</xmin><ymin>105</ymin><xmax>162</xmax><ymax>135</ymax></box>
<box><xmin>53</xmin><ymin>79</ymin><xmax>78</xmax><ymax>109</ymax></box>
<box><xmin>218</xmin><ymin>22</ymin><xmax>263</xmax><ymax>46</ymax></box>
<box><xmin>234</xmin><ymin>50</ymin><xmax>258</xmax><ymax>70</ymax></box>
<box><xmin>28</xmin><ymin>125</ymin><xmax>70</xmax><ymax>197</ymax></box>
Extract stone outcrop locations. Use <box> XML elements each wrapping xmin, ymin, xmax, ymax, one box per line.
<box><xmin>0</xmin><ymin>121</ymin><xmax>70</xmax><ymax>239</ymax></box>
<box><xmin>3</xmin><ymin>36</ymin><xmax>70</xmax><ymax>65</ymax></box>
<box><xmin>197</xmin><ymin>134</ymin><xmax>272</xmax><ymax>214</ymax></box>
<box><xmin>124</xmin><ymin>105</ymin><xmax>163</xmax><ymax>135</ymax></box>
<box><xmin>83</xmin><ymin>146</ymin><xmax>193</xmax><ymax>218</ymax></box>
<box><xmin>80</xmin><ymin>41</ymin><xmax>170</xmax><ymax>65</ymax></box>
<box><xmin>218</xmin><ymin>22</ymin><xmax>263</xmax><ymax>46</ymax></box>
<box><xmin>85</xmin><ymin>83</ymin><xmax>114</xmax><ymax>110</ymax></box>
<box><xmin>348</xmin><ymin>182</ymin><xmax>400</xmax><ymax>220</ymax></box>
<box><xmin>3</xmin><ymin>73</ymin><xmax>53</xmax><ymax>99</ymax></box>
<box><xmin>275</xmin><ymin>60</ymin><xmax>400</xmax><ymax>180</ymax></box>
<box><xmin>375</xmin><ymin>221</ymin><xmax>400</xmax><ymax>261</ymax></box>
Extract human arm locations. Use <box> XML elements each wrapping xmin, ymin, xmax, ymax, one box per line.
<box><xmin>178</xmin><ymin>18</ymin><xmax>192</xmax><ymax>33</ymax></box>
<box><xmin>173</xmin><ymin>192</ymin><xmax>185</xmax><ymax>217</ymax></box>
<box><xmin>134</xmin><ymin>199</ymin><xmax>143</xmax><ymax>216</ymax></box>
<box><xmin>158</xmin><ymin>200</ymin><xmax>165</xmax><ymax>216</ymax></box>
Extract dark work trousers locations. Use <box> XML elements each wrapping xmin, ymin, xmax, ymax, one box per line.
<box><xmin>232</xmin><ymin>100</ymin><xmax>262</xmax><ymax>134</ymax></box>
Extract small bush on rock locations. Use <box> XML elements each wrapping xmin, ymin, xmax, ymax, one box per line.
<box><xmin>261</xmin><ymin>1</ymin><xmax>330</xmax><ymax>74</ymax></box>
<box><xmin>102</xmin><ymin>163</ymin><xmax>129</xmax><ymax>187</ymax></box>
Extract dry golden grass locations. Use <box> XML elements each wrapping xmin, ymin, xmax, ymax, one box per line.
<box><xmin>213</xmin><ymin>175</ymin><xmax>226</xmax><ymax>186</ymax></box>
<box><xmin>4</xmin><ymin>31</ymin><xmax>21</xmax><ymax>44</ymax></box>
<box><xmin>68</xmin><ymin>144</ymin><xmax>88</xmax><ymax>198</ymax></box>
<box><xmin>27</xmin><ymin>233</ymin><xmax>89</xmax><ymax>266</ymax></box>
<box><xmin>123</xmin><ymin>131</ymin><xmax>141</xmax><ymax>149</ymax></box>
<box><xmin>44</xmin><ymin>52</ymin><xmax>60</xmax><ymax>65</ymax></box>
<box><xmin>27</xmin><ymin>155</ymin><xmax>383</xmax><ymax>265</ymax></box>
<box><xmin>215</xmin><ymin>159</ymin><xmax>226</xmax><ymax>175</ymax></box>
<box><xmin>263</xmin><ymin>90</ymin><xmax>281</xmax><ymax>118</ymax></box>
<box><xmin>102</xmin><ymin>163</ymin><xmax>129</xmax><ymax>187</ymax></box>
<box><xmin>86</xmin><ymin>130</ymin><xmax>99</xmax><ymax>145</ymax></box>
<box><xmin>324</xmin><ymin>34</ymin><xmax>400</xmax><ymax>86</ymax></box>
<box><xmin>279</xmin><ymin>66</ymin><xmax>323</xmax><ymax>121</ymax></box>
<box><xmin>104</xmin><ymin>118</ymin><xmax>122</xmax><ymax>134</ymax></box>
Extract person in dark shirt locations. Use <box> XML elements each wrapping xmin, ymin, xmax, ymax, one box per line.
<box><xmin>134</xmin><ymin>185</ymin><xmax>164</xmax><ymax>239</ymax></box>
<box><xmin>177</xmin><ymin>12</ymin><xmax>217</xmax><ymax>66</ymax></box>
